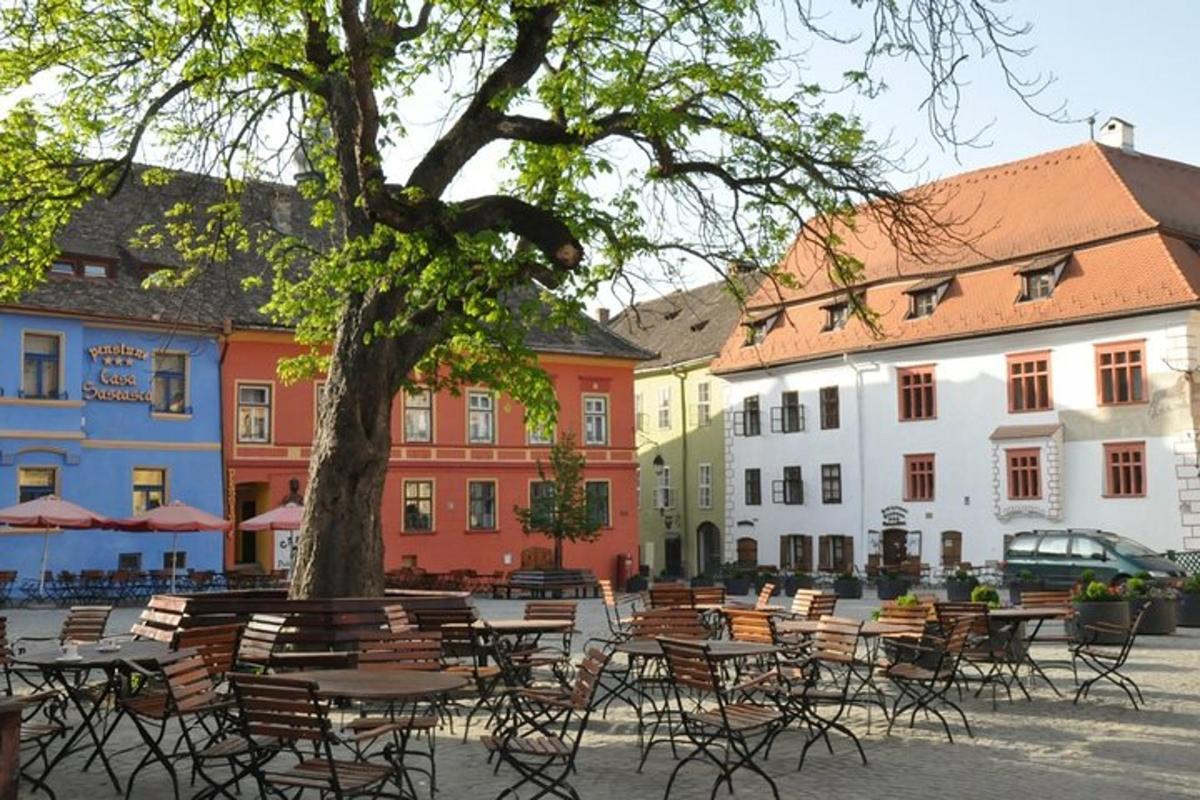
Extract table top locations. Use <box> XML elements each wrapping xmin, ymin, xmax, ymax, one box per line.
<box><xmin>284</xmin><ymin>668</ymin><xmax>469</xmax><ymax>700</ymax></box>
<box><xmin>617</xmin><ymin>639</ymin><xmax>777</xmax><ymax>659</ymax></box>
<box><xmin>776</xmin><ymin>620</ymin><xmax>910</xmax><ymax>637</ymax></box>
<box><xmin>988</xmin><ymin>606</ymin><xmax>1072</xmax><ymax>620</ymax></box>
<box><xmin>443</xmin><ymin>619</ymin><xmax>574</xmax><ymax>634</ymax></box>
<box><xmin>12</xmin><ymin>640</ymin><xmax>174</xmax><ymax>669</ymax></box>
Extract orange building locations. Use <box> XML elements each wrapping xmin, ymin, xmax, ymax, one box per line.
<box><xmin>221</xmin><ymin>325</ymin><xmax>651</xmax><ymax>582</ymax></box>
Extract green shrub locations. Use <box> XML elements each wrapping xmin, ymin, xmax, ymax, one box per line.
<box><xmin>970</xmin><ymin>585</ymin><xmax>1001</xmax><ymax>608</ymax></box>
<box><xmin>1074</xmin><ymin>580</ymin><xmax>1124</xmax><ymax>603</ymax></box>
<box><xmin>895</xmin><ymin>593</ymin><xmax>921</xmax><ymax>607</ymax></box>
<box><xmin>1080</xmin><ymin>568</ymin><xmax>1095</xmax><ymax>585</ymax></box>
<box><xmin>1183</xmin><ymin>575</ymin><xmax>1200</xmax><ymax>595</ymax></box>
<box><xmin>1124</xmin><ymin>577</ymin><xmax>1148</xmax><ymax>598</ymax></box>
<box><xmin>1018</xmin><ymin>569</ymin><xmax>1034</xmax><ymax>582</ymax></box>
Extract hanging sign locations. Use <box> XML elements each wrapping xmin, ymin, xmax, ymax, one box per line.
<box><xmin>880</xmin><ymin>505</ymin><xmax>909</xmax><ymax>527</ymax></box>
<box><xmin>82</xmin><ymin>343</ymin><xmax>153</xmax><ymax>403</ymax></box>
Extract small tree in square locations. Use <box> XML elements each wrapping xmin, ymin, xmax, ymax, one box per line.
<box><xmin>514</xmin><ymin>432</ymin><xmax>602</xmax><ymax>570</ymax></box>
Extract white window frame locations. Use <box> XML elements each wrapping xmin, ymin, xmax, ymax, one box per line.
<box><xmin>236</xmin><ymin>383</ymin><xmax>273</xmax><ymax>444</ymax></box>
<box><xmin>696</xmin><ymin>382</ymin><xmax>711</xmax><ymax>425</ymax></box>
<box><xmin>655</xmin><ymin>465</ymin><xmax>674</xmax><ymax>509</ymax></box>
<box><xmin>404</xmin><ymin>388</ymin><xmax>433</xmax><ymax>443</ymax></box>
<box><xmin>584</xmin><ymin>395</ymin><xmax>608</xmax><ymax>446</ymax></box>
<box><xmin>467</xmin><ymin>390</ymin><xmax>495</xmax><ymax>444</ymax></box>
<box><xmin>657</xmin><ymin>386</ymin><xmax>671</xmax><ymax>429</ymax></box>
<box><xmin>698</xmin><ymin>462</ymin><xmax>713</xmax><ymax>509</ymax></box>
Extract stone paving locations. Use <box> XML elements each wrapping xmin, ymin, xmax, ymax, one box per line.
<box><xmin>6</xmin><ymin>596</ymin><xmax>1199</xmax><ymax>799</ymax></box>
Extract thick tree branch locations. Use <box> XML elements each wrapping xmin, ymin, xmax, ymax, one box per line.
<box><xmin>450</xmin><ymin>194</ymin><xmax>583</xmax><ymax>282</ymax></box>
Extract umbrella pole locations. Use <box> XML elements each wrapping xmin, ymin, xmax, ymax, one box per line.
<box><xmin>170</xmin><ymin>531</ymin><xmax>178</xmax><ymax>593</ymax></box>
<box><xmin>39</xmin><ymin>531</ymin><xmax>50</xmax><ymax>593</ymax></box>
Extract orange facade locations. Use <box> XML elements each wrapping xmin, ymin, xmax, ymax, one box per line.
<box><xmin>220</xmin><ymin>331</ymin><xmax>641</xmax><ymax>581</ymax></box>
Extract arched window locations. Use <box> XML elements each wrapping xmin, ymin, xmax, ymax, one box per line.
<box><xmin>736</xmin><ymin>537</ymin><xmax>758</xmax><ymax>567</ymax></box>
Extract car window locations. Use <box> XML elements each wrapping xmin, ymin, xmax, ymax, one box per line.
<box><xmin>1036</xmin><ymin>535</ymin><xmax>1069</xmax><ymax>556</ymax></box>
<box><xmin>1071</xmin><ymin>536</ymin><xmax>1107</xmax><ymax>560</ymax></box>
<box><xmin>1006</xmin><ymin>535</ymin><xmax>1038</xmax><ymax>555</ymax></box>
<box><xmin>1112</xmin><ymin>537</ymin><xmax>1156</xmax><ymax>558</ymax></box>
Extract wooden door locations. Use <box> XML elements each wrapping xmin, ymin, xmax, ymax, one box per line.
<box><xmin>941</xmin><ymin>531</ymin><xmax>963</xmax><ymax>568</ymax></box>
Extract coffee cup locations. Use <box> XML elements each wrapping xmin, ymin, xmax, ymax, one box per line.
<box><xmin>59</xmin><ymin>642</ymin><xmax>79</xmax><ymax>659</ymax></box>
<box><xmin>100</xmin><ymin>637</ymin><xmax>119</xmax><ymax>651</ymax></box>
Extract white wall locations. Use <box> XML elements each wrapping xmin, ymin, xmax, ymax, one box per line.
<box><xmin>724</xmin><ymin>310</ymin><xmax>1197</xmax><ymax>569</ymax></box>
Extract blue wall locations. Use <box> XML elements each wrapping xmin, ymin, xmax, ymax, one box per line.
<box><xmin>0</xmin><ymin>312</ymin><xmax>225</xmax><ymax>587</ymax></box>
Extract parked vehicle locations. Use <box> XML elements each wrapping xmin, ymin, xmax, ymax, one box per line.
<box><xmin>1002</xmin><ymin>529</ymin><xmax>1185</xmax><ymax>587</ymax></box>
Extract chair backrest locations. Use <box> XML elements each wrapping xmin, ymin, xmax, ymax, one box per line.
<box><xmin>0</xmin><ymin>571</ymin><xmax>17</xmax><ymax>586</ymax></box>
<box><xmin>648</xmin><ymin>584</ymin><xmax>693</xmax><ymax>609</ymax></box>
<box><xmin>723</xmin><ymin>609</ymin><xmax>775</xmax><ymax>644</ymax></box>
<box><xmin>164</xmin><ymin>652</ymin><xmax>223</xmax><ymax>715</ymax></box>
<box><xmin>0</xmin><ymin>616</ymin><xmax>8</xmax><ymax>659</ymax></box>
<box><xmin>811</xmin><ymin>615</ymin><xmax>862</xmax><ymax>664</ymax></box>
<box><xmin>130</xmin><ymin>596</ymin><xmax>186</xmax><ymax>643</ymax></box>
<box><xmin>62</xmin><ymin>606</ymin><xmax>112</xmax><ymax>643</ymax></box>
<box><xmin>877</xmin><ymin>604</ymin><xmax>931</xmax><ymax>638</ymax></box>
<box><xmin>230</xmin><ymin>674</ymin><xmax>331</xmax><ymax>744</ymax></box>
<box><xmin>382</xmin><ymin>604</ymin><xmax>416</xmax><ymax>633</ymax></box>
<box><xmin>410</xmin><ymin>606</ymin><xmax>478</xmax><ymax>658</ymax></box>
<box><xmin>175</xmin><ymin>623</ymin><xmax>243</xmax><ymax>676</ymax></box>
<box><xmin>658</xmin><ymin>637</ymin><xmax>719</xmax><ymax>692</ymax></box>
<box><xmin>934</xmin><ymin>601</ymin><xmax>989</xmax><ymax>637</ymax></box>
<box><xmin>809</xmin><ymin>592</ymin><xmax>838</xmax><ymax>620</ymax></box>
<box><xmin>523</xmin><ymin>601</ymin><xmax>577</xmax><ymax>623</ymax></box>
<box><xmin>691</xmin><ymin>586</ymin><xmax>726</xmax><ymax>607</ymax></box>
<box><xmin>1019</xmin><ymin>589</ymin><xmax>1072</xmax><ymax>607</ymax></box>
<box><xmin>754</xmin><ymin>582</ymin><xmax>776</xmax><ymax>610</ymax></box>
<box><xmin>568</xmin><ymin>647</ymin><xmax>610</xmax><ymax>710</ymax></box>
<box><xmin>629</xmin><ymin>608</ymin><xmax>707</xmax><ymax>640</ymax></box>
<box><xmin>236</xmin><ymin>613</ymin><xmax>288</xmax><ymax>665</ymax></box>
<box><xmin>598</xmin><ymin>579</ymin><xmax>617</xmax><ymax>608</ymax></box>
<box><xmin>355</xmin><ymin>630</ymin><xmax>444</xmax><ymax>671</ymax></box>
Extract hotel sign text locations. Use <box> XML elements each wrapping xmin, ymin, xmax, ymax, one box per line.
<box><xmin>82</xmin><ymin>343</ymin><xmax>153</xmax><ymax>403</ymax></box>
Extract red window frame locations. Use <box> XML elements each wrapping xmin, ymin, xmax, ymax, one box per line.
<box><xmin>1006</xmin><ymin>448</ymin><xmax>1042</xmax><ymax>500</ymax></box>
<box><xmin>1103</xmin><ymin>442</ymin><xmax>1146</xmax><ymax>498</ymax></box>
<box><xmin>1007</xmin><ymin>351</ymin><xmax>1052</xmax><ymax>412</ymax></box>
<box><xmin>897</xmin><ymin>365</ymin><xmax>936</xmax><ymax>421</ymax></box>
<box><xmin>1095</xmin><ymin>340</ymin><xmax>1147</xmax><ymax>406</ymax></box>
<box><xmin>903</xmin><ymin>454</ymin><xmax>935</xmax><ymax>501</ymax></box>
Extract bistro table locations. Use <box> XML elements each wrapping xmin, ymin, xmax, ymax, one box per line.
<box><xmin>987</xmin><ymin>605</ymin><xmax>1073</xmax><ymax>695</ymax></box>
<box><xmin>446</xmin><ymin>619</ymin><xmax>574</xmax><ymax>635</ymax></box>
<box><xmin>284</xmin><ymin>668</ymin><xmax>470</xmax><ymax>701</ymax></box>
<box><xmin>12</xmin><ymin>640</ymin><xmax>177</xmax><ymax>793</ymax></box>
<box><xmin>775</xmin><ymin>619</ymin><xmax>910</xmax><ymax>638</ymax></box>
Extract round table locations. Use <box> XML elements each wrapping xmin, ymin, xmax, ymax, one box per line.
<box><xmin>616</xmin><ymin>639</ymin><xmax>778</xmax><ymax>659</ymax></box>
<box><xmin>775</xmin><ymin>620</ymin><xmax>910</xmax><ymax>637</ymax></box>
<box><xmin>12</xmin><ymin>640</ymin><xmax>174</xmax><ymax>669</ymax></box>
<box><xmin>284</xmin><ymin>668</ymin><xmax>469</xmax><ymax>701</ymax></box>
<box><xmin>444</xmin><ymin>619</ymin><xmax>574</xmax><ymax>634</ymax></box>
<box><xmin>988</xmin><ymin>606</ymin><xmax>1071</xmax><ymax>621</ymax></box>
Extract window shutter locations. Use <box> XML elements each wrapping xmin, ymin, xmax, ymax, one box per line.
<box><xmin>818</xmin><ymin>535</ymin><xmax>830</xmax><ymax>571</ymax></box>
<box><xmin>779</xmin><ymin>535</ymin><xmax>792</xmax><ymax>569</ymax></box>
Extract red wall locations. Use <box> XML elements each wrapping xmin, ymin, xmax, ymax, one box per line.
<box><xmin>220</xmin><ymin>332</ymin><xmax>640</xmax><ymax>581</ymax></box>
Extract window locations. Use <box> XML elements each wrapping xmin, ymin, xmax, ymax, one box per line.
<box><xmin>698</xmin><ymin>463</ymin><xmax>713</xmax><ymax>509</ymax></box>
<box><xmin>1036</xmin><ymin>534</ymin><xmax>1069</xmax><ymax>556</ymax></box>
<box><xmin>22</xmin><ymin>333</ymin><xmax>61</xmax><ymax>399</ymax></box>
<box><xmin>744</xmin><ymin>468</ymin><xmax>762</xmax><ymax>506</ymax></box>
<box><xmin>823</xmin><ymin>303</ymin><xmax>848</xmax><ymax>332</ymax></box>
<box><xmin>47</xmin><ymin>255</ymin><xmax>113</xmax><ymax>279</ymax></box>
<box><xmin>743</xmin><ymin>315</ymin><xmax>776</xmax><ymax>346</ymax></box>
<box><xmin>820</xmin><ymin>386</ymin><xmax>840</xmax><ymax>429</ymax></box>
<box><xmin>903</xmin><ymin>454</ymin><xmax>935</xmax><ymax>501</ymax></box>
<box><xmin>403</xmin><ymin>480</ymin><xmax>434</xmax><ymax>532</ymax></box>
<box><xmin>1021</xmin><ymin>269</ymin><xmax>1056</xmax><ymax>300</ymax></box>
<box><xmin>17</xmin><ymin>467</ymin><xmax>56</xmax><ymax>503</ymax></box>
<box><xmin>117</xmin><ymin>552</ymin><xmax>143</xmax><ymax>571</ymax></box>
<box><xmin>696</xmin><ymin>382</ymin><xmax>711</xmax><ymax>426</ymax></box>
<box><xmin>237</xmin><ymin>384</ymin><xmax>272</xmax><ymax>443</ymax></box>
<box><xmin>897</xmin><ymin>366</ymin><xmax>936</xmax><ymax>421</ymax></box>
<box><xmin>584</xmin><ymin>395</ymin><xmax>608</xmax><ymax>445</ymax></box>
<box><xmin>635</xmin><ymin>393</ymin><xmax>645</xmax><ymax>432</ymax></box>
<box><xmin>821</xmin><ymin>464</ymin><xmax>842</xmax><ymax>504</ymax></box>
<box><xmin>777</xmin><ymin>391</ymin><xmax>804</xmax><ymax>433</ymax></box>
<box><xmin>585</xmin><ymin>481</ymin><xmax>610</xmax><ymax>527</ymax></box>
<box><xmin>468</xmin><ymin>481</ymin><xmax>497</xmax><ymax>529</ymax></box>
<box><xmin>529</xmin><ymin>481</ymin><xmax>556</xmax><ymax>527</ymax></box>
<box><xmin>152</xmin><ymin>352</ymin><xmax>188</xmax><ymax>414</ymax></box>
<box><xmin>1096</xmin><ymin>341</ymin><xmax>1146</xmax><ymax>406</ymax></box>
<box><xmin>654</xmin><ymin>466</ymin><xmax>673</xmax><ymax>509</ymax></box>
<box><xmin>657</xmin><ymin>386</ymin><xmax>671</xmax><ymax>429</ymax></box>
<box><xmin>163</xmin><ymin>551</ymin><xmax>186</xmax><ymax>569</ymax></box>
<box><xmin>773</xmin><ymin>466</ymin><xmax>803</xmax><ymax>505</ymax></box>
<box><xmin>1071</xmin><ymin>536</ymin><xmax>1107</xmax><ymax>561</ymax></box>
<box><xmin>737</xmin><ymin>395</ymin><xmax>761</xmax><ymax>436</ymax></box>
<box><xmin>132</xmin><ymin>468</ymin><xmax>167</xmax><ymax>513</ymax></box>
<box><xmin>468</xmin><ymin>391</ymin><xmax>495</xmax><ymax>443</ymax></box>
<box><xmin>736</xmin><ymin>537</ymin><xmax>758</xmax><ymax>567</ymax></box>
<box><xmin>404</xmin><ymin>389</ymin><xmax>432</xmax><ymax>443</ymax></box>
<box><xmin>1006</xmin><ymin>448</ymin><xmax>1041</xmax><ymax>500</ymax></box>
<box><xmin>909</xmin><ymin>289</ymin><xmax>938</xmax><ymax>319</ymax></box>
<box><xmin>1008</xmin><ymin>352</ymin><xmax>1052</xmax><ymax>412</ymax></box>
<box><xmin>1104</xmin><ymin>441</ymin><xmax>1146</xmax><ymax>497</ymax></box>
<box><xmin>526</xmin><ymin>417</ymin><xmax>553</xmax><ymax>446</ymax></box>
<box><xmin>49</xmin><ymin>260</ymin><xmax>75</xmax><ymax>276</ymax></box>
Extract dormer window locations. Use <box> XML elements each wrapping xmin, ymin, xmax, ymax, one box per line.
<box><xmin>742</xmin><ymin>311</ymin><xmax>779</xmax><ymax>347</ymax></box>
<box><xmin>823</xmin><ymin>303</ymin><xmax>848</xmax><ymax>332</ymax></box>
<box><xmin>48</xmin><ymin>254</ymin><xmax>114</xmax><ymax>279</ymax></box>
<box><xmin>904</xmin><ymin>276</ymin><xmax>952</xmax><ymax>320</ymax></box>
<box><xmin>1015</xmin><ymin>252</ymin><xmax>1069</xmax><ymax>302</ymax></box>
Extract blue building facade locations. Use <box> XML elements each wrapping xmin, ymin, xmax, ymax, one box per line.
<box><xmin>0</xmin><ymin>309</ymin><xmax>225</xmax><ymax>584</ymax></box>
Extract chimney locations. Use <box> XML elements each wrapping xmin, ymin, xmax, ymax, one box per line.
<box><xmin>597</xmin><ymin>308</ymin><xmax>611</xmax><ymax>325</ymax></box>
<box><xmin>1097</xmin><ymin>117</ymin><xmax>1135</xmax><ymax>152</ymax></box>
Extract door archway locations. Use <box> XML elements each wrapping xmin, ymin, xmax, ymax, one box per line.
<box><xmin>881</xmin><ymin>528</ymin><xmax>908</xmax><ymax>568</ymax></box>
<box><xmin>697</xmin><ymin>522</ymin><xmax>722</xmax><ymax>576</ymax></box>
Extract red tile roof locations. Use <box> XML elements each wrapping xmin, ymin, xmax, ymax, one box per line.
<box><xmin>712</xmin><ymin>142</ymin><xmax>1200</xmax><ymax>374</ymax></box>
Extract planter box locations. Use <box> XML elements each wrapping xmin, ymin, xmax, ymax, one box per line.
<box><xmin>723</xmin><ymin>578</ymin><xmax>752</xmax><ymax>596</ymax></box>
<box><xmin>784</xmin><ymin>574</ymin><xmax>814</xmax><ymax>596</ymax></box>
<box><xmin>1179</xmin><ymin>593</ymin><xmax>1200</xmax><ymax>627</ymax></box>
<box><xmin>625</xmin><ymin>576</ymin><xmax>648</xmax><ymax>593</ymax></box>
<box><xmin>1130</xmin><ymin>597</ymin><xmax>1177</xmax><ymax>635</ymax></box>
<box><xmin>689</xmin><ymin>576</ymin><xmax>715</xmax><ymax>588</ymax></box>
<box><xmin>1072</xmin><ymin>601</ymin><xmax>1130</xmax><ymax>645</ymax></box>
<box><xmin>833</xmin><ymin>577</ymin><xmax>863</xmax><ymax>599</ymax></box>
<box><xmin>1008</xmin><ymin>580</ymin><xmax>1045</xmax><ymax>606</ymax></box>
<box><xmin>876</xmin><ymin>577</ymin><xmax>910</xmax><ymax>601</ymax></box>
<box><xmin>945</xmin><ymin>577</ymin><xmax>979</xmax><ymax>602</ymax></box>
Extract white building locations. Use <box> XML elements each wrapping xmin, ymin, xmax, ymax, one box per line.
<box><xmin>711</xmin><ymin>123</ymin><xmax>1200</xmax><ymax>573</ymax></box>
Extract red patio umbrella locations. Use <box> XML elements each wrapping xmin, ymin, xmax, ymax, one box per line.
<box><xmin>238</xmin><ymin>503</ymin><xmax>303</xmax><ymax>531</ymax></box>
<box><xmin>114</xmin><ymin>501</ymin><xmax>232</xmax><ymax>592</ymax></box>
<box><xmin>0</xmin><ymin>495</ymin><xmax>111</xmax><ymax>593</ymax></box>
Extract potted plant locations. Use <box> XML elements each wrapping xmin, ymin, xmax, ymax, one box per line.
<box><xmin>970</xmin><ymin>584</ymin><xmax>1001</xmax><ymax>608</ymax></box>
<box><xmin>721</xmin><ymin>563</ymin><xmax>753</xmax><ymax>597</ymax></box>
<box><xmin>945</xmin><ymin>568</ymin><xmax>979</xmax><ymax>602</ymax></box>
<box><xmin>783</xmin><ymin>571</ymin><xmax>814</xmax><ymax>596</ymax></box>
<box><xmin>875</xmin><ymin>569</ymin><xmax>910</xmax><ymax>601</ymax></box>
<box><xmin>894</xmin><ymin>592</ymin><xmax>921</xmax><ymax>607</ymax></box>
<box><xmin>1179</xmin><ymin>574</ymin><xmax>1200</xmax><ymax>627</ymax></box>
<box><xmin>833</xmin><ymin>571</ymin><xmax>863</xmax><ymax>599</ymax></box>
<box><xmin>1071</xmin><ymin>580</ymin><xmax>1130</xmax><ymax>645</ymax></box>
<box><xmin>1124</xmin><ymin>575</ymin><xmax>1177</xmax><ymax>635</ymax></box>
<box><xmin>1008</xmin><ymin>568</ymin><xmax>1045</xmax><ymax>606</ymax></box>
<box><xmin>690</xmin><ymin>572</ymin><xmax>715</xmax><ymax>588</ymax></box>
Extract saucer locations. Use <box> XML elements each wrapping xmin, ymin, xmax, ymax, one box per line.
<box><xmin>55</xmin><ymin>654</ymin><xmax>84</xmax><ymax>662</ymax></box>
<box><xmin>96</xmin><ymin>646</ymin><xmax>121</xmax><ymax>653</ymax></box>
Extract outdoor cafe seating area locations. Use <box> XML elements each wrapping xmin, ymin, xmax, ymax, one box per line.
<box><xmin>0</xmin><ymin>574</ymin><xmax>1175</xmax><ymax>800</ymax></box>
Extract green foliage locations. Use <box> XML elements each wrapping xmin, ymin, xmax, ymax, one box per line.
<box><xmin>1080</xmin><ymin>569</ymin><xmax>1096</xmax><ymax>585</ymax></box>
<box><xmin>512</xmin><ymin>431</ymin><xmax>602</xmax><ymax>565</ymax></box>
<box><xmin>1018</xmin><ymin>569</ymin><xmax>1035</xmax><ymax>582</ymax></box>
<box><xmin>1074</xmin><ymin>581</ymin><xmax>1125</xmax><ymax>603</ymax></box>
<box><xmin>1183</xmin><ymin>575</ymin><xmax>1200</xmax><ymax>595</ymax></box>
<box><xmin>1124</xmin><ymin>577</ymin><xmax>1148</xmax><ymax>598</ymax></box>
<box><xmin>895</xmin><ymin>593</ymin><xmax>921</xmax><ymax>607</ymax></box>
<box><xmin>970</xmin><ymin>585</ymin><xmax>1001</xmax><ymax>608</ymax></box>
<box><xmin>952</xmin><ymin>568</ymin><xmax>974</xmax><ymax>581</ymax></box>
<box><xmin>836</xmin><ymin>571</ymin><xmax>858</xmax><ymax>582</ymax></box>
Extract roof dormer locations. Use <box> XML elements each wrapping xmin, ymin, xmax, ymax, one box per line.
<box><xmin>904</xmin><ymin>276</ymin><xmax>952</xmax><ymax>320</ymax></box>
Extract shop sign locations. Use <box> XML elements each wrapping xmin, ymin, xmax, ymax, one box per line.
<box><xmin>82</xmin><ymin>343</ymin><xmax>153</xmax><ymax>403</ymax></box>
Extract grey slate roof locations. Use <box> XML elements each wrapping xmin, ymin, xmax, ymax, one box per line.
<box><xmin>607</xmin><ymin>273</ymin><xmax>764</xmax><ymax>370</ymax></box>
<box><xmin>8</xmin><ymin>165</ymin><xmax>649</xmax><ymax>360</ymax></box>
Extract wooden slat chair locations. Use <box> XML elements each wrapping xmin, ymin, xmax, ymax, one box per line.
<box><xmin>934</xmin><ymin>601</ymin><xmax>1028</xmax><ymax>709</ymax></box>
<box><xmin>657</xmin><ymin>637</ymin><xmax>784</xmax><ymax>799</ymax></box>
<box><xmin>127</xmin><ymin>597</ymin><xmax>186</xmax><ymax>644</ymax></box>
<box><xmin>691</xmin><ymin>586</ymin><xmax>726</xmax><ymax>607</ymax></box>
<box><xmin>881</xmin><ymin>617</ymin><xmax>975</xmax><ymax>742</ymax></box>
<box><xmin>381</xmin><ymin>604</ymin><xmax>416</xmax><ymax>634</ymax></box>
<box><xmin>1070</xmin><ymin>604</ymin><xmax>1148</xmax><ymax>709</ymax></box>
<box><xmin>648</xmin><ymin>584</ymin><xmax>693</xmax><ymax>609</ymax></box>
<box><xmin>515</xmin><ymin>602</ymin><xmax>577</xmax><ymax>685</ymax></box>
<box><xmin>722</xmin><ymin>609</ymin><xmax>777</xmax><ymax>645</ymax></box>
<box><xmin>628</xmin><ymin>608</ymin><xmax>708</xmax><ymax>641</ymax></box>
<box><xmin>442</xmin><ymin>623</ymin><xmax>505</xmax><ymax>743</ymax></box>
<box><xmin>597</xmin><ymin>579</ymin><xmax>639</xmax><ymax>642</ymax></box>
<box><xmin>788</xmin><ymin>590</ymin><xmax>838</xmax><ymax>620</ymax></box>
<box><xmin>754</xmin><ymin>582</ymin><xmax>777</xmax><ymax>610</ymax></box>
<box><xmin>876</xmin><ymin>603</ymin><xmax>932</xmax><ymax>658</ymax></box>
<box><xmin>233</xmin><ymin>613</ymin><xmax>288</xmax><ymax>673</ymax></box>
<box><xmin>60</xmin><ymin>605</ymin><xmax>112</xmax><ymax>643</ymax></box>
<box><xmin>482</xmin><ymin>647</ymin><xmax>611</xmax><ymax>800</ymax></box>
<box><xmin>14</xmin><ymin>690</ymin><xmax>69</xmax><ymax>799</ymax></box>
<box><xmin>175</xmin><ymin>623</ymin><xmax>244</xmax><ymax>677</ymax></box>
<box><xmin>410</xmin><ymin>606</ymin><xmax>478</xmax><ymax>662</ymax></box>
<box><xmin>1019</xmin><ymin>589</ymin><xmax>1076</xmax><ymax>646</ymax></box>
<box><xmin>229</xmin><ymin>674</ymin><xmax>399</xmax><ymax>800</ymax></box>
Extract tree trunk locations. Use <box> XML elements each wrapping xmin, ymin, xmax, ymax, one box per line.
<box><xmin>288</xmin><ymin>289</ymin><xmax>408</xmax><ymax>598</ymax></box>
<box><xmin>553</xmin><ymin>535</ymin><xmax>563</xmax><ymax>570</ymax></box>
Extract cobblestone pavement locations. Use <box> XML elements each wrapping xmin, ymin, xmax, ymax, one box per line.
<box><xmin>6</xmin><ymin>596</ymin><xmax>1199</xmax><ymax>799</ymax></box>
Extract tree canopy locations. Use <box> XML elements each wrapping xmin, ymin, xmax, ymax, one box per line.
<box><xmin>514</xmin><ymin>431</ymin><xmax>602</xmax><ymax>569</ymax></box>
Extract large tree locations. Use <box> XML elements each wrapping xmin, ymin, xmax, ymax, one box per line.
<box><xmin>0</xmin><ymin>0</ymin><xmax>1052</xmax><ymax>597</ymax></box>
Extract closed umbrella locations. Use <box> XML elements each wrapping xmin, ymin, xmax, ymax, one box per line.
<box><xmin>113</xmin><ymin>501</ymin><xmax>232</xmax><ymax>592</ymax></box>
<box><xmin>0</xmin><ymin>495</ymin><xmax>111</xmax><ymax>593</ymax></box>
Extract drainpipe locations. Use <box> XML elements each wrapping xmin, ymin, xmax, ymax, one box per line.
<box><xmin>844</xmin><ymin>354</ymin><xmax>879</xmax><ymax>570</ymax></box>
<box><xmin>218</xmin><ymin>319</ymin><xmax>233</xmax><ymax>569</ymax></box>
